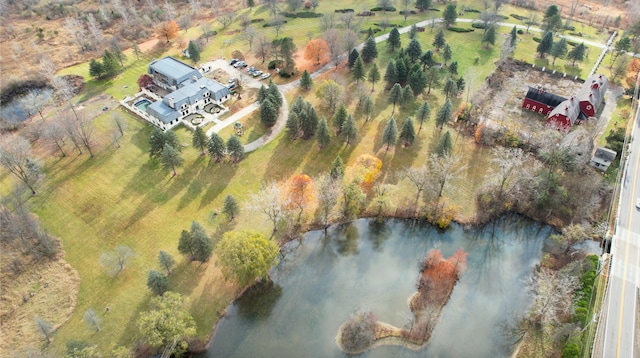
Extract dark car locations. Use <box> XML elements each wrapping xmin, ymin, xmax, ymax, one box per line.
<box><xmin>229</xmin><ymin>58</ymin><xmax>238</xmax><ymax>65</ymax></box>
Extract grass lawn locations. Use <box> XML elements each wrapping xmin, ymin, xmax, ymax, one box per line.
<box><xmin>2</xmin><ymin>0</ymin><xmax>624</xmax><ymax>355</ymax></box>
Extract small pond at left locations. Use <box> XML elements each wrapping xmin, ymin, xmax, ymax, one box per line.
<box><xmin>1</xmin><ymin>88</ymin><xmax>53</xmax><ymax>123</ymax></box>
<box><xmin>203</xmin><ymin>216</ymin><xmax>553</xmax><ymax>358</ymax></box>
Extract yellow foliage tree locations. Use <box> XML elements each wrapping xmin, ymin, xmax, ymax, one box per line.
<box><xmin>157</xmin><ymin>20</ymin><xmax>179</xmax><ymax>43</ymax></box>
<box><xmin>353</xmin><ymin>154</ymin><xmax>382</xmax><ymax>192</ymax></box>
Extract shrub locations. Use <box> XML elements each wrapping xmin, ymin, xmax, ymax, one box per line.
<box><xmin>370</xmin><ymin>6</ymin><xmax>396</xmax><ymax>11</ymax></box>
<box><xmin>564</xmin><ymin>25</ymin><xmax>576</xmax><ymax>31</ymax></box>
<box><xmin>471</xmin><ymin>22</ymin><xmax>487</xmax><ymax>29</ymax></box>
<box><xmin>517</xmin><ymin>29</ymin><xmax>524</xmax><ymax>34</ymax></box>
<box><xmin>282</xmin><ymin>11</ymin><xmax>323</xmax><ymax>18</ymax></box>
<box><xmin>268</xmin><ymin>60</ymin><xmax>282</xmax><ymax>70</ymax></box>
<box><xmin>360</xmin><ymin>28</ymin><xmax>381</xmax><ymax>34</ymax></box>
<box><xmin>399</xmin><ymin>10</ymin><xmax>417</xmax><ymax>16</ymax></box>
<box><xmin>428</xmin><ymin>8</ymin><xmax>440</xmax><ymax>11</ymax></box>
<box><xmin>251</xmin><ymin>18</ymin><xmax>265</xmax><ymax>23</ymax></box>
<box><xmin>448</xmin><ymin>27</ymin><xmax>474</xmax><ymax>33</ymax></box>
<box><xmin>202</xmin><ymin>30</ymin><xmax>217</xmax><ymax>38</ymax></box>
<box><xmin>465</xmin><ymin>8</ymin><xmax>481</xmax><ymax>13</ymax></box>
<box><xmin>562</xmin><ymin>343</ymin><xmax>580</xmax><ymax>358</ymax></box>
<box><xmin>511</xmin><ymin>14</ymin><xmax>528</xmax><ymax>21</ymax></box>
<box><xmin>263</xmin><ymin>20</ymin><xmax>288</xmax><ymax>27</ymax></box>
<box><xmin>567</xmin><ymin>40</ymin><xmax>579</xmax><ymax>47</ymax></box>
<box><xmin>341</xmin><ymin>310</ymin><xmax>377</xmax><ymax>352</ymax></box>
<box><xmin>533</xmin><ymin>37</ymin><xmax>541</xmax><ymax>43</ymax></box>
<box><xmin>279</xmin><ymin>71</ymin><xmax>292</xmax><ymax>78</ymax></box>
<box><xmin>497</xmin><ymin>14</ymin><xmax>509</xmax><ymax>20</ymax></box>
<box><xmin>334</xmin><ymin>8</ymin><xmax>354</xmax><ymax>13</ymax></box>
<box><xmin>569</xmin><ymin>31</ymin><xmax>583</xmax><ymax>37</ymax></box>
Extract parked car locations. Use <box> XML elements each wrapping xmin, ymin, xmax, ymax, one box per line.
<box><xmin>233</xmin><ymin>61</ymin><xmax>244</xmax><ymax>68</ymax></box>
<box><xmin>228</xmin><ymin>78</ymin><xmax>237</xmax><ymax>84</ymax></box>
<box><xmin>227</xmin><ymin>83</ymin><xmax>236</xmax><ymax>90</ymax></box>
<box><xmin>253</xmin><ymin>70</ymin><xmax>263</xmax><ymax>77</ymax></box>
<box><xmin>229</xmin><ymin>58</ymin><xmax>238</xmax><ymax>65</ymax></box>
<box><xmin>238</xmin><ymin>62</ymin><xmax>248</xmax><ymax>68</ymax></box>
<box><xmin>247</xmin><ymin>66</ymin><xmax>256</xmax><ymax>72</ymax></box>
<box><xmin>260</xmin><ymin>73</ymin><xmax>271</xmax><ymax>80</ymax></box>
<box><xmin>636</xmin><ymin>198</ymin><xmax>640</xmax><ymax>209</ymax></box>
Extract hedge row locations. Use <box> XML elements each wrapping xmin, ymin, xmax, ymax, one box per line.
<box><xmin>471</xmin><ymin>22</ymin><xmax>487</xmax><ymax>29</ymax></box>
<box><xmin>448</xmin><ymin>27</ymin><xmax>474</xmax><ymax>33</ymax></box>
<box><xmin>371</xmin><ymin>6</ymin><xmax>396</xmax><ymax>11</ymax></box>
<box><xmin>263</xmin><ymin>20</ymin><xmax>288</xmax><ymax>27</ymax></box>
<box><xmin>465</xmin><ymin>8</ymin><xmax>481</xmax><ymax>13</ymax></box>
<box><xmin>282</xmin><ymin>11</ymin><xmax>323</xmax><ymax>18</ymax></box>
<box><xmin>334</xmin><ymin>8</ymin><xmax>354</xmax><ymax>13</ymax></box>
<box><xmin>251</xmin><ymin>18</ymin><xmax>264</xmax><ymax>23</ymax></box>
<box><xmin>511</xmin><ymin>13</ymin><xmax>528</xmax><ymax>21</ymax></box>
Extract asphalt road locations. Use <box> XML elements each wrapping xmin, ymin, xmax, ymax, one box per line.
<box><xmin>599</xmin><ymin>95</ymin><xmax>640</xmax><ymax>358</ymax></box>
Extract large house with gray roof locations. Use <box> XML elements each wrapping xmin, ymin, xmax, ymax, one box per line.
<box><xmin>144</xmin><ymin>57</ymin><xmax>231</xmax><ymax>130</ymax></box>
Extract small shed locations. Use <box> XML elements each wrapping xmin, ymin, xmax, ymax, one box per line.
<box><xmin>589</xmin><ymin>147</ymin><xmax>617</xmax><ymax>171</ymax></box>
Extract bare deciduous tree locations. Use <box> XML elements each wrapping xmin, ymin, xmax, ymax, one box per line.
<box><xmin>247</xmin><ymin>181</ymin><xmax>289</xmax><ymax>234</ymax></box>
<box><xmin>340</xmin><ymin>12</ymin><xmax>360</xmax><ymax>30</ymax></box>
<box><xmin>323</xmin><ymin>28</ymin><xmax>343</xmax><ymax>66</ymax></box>
<box><xmin>64</xmin><ymin>16</ymin><xmax>88</xmax><ymax>52</ymax></box>
<box><xmin>343</xmin><ymin>29</ymin><xmax>360</xmax><ymax>53</ymax></box>
<box><xmin>315</xmin><ymin>174</ymin><xmax>342</xmax><ymax>231</ymax></box>
<box><xmin>319</xmin><ymin>12</ymin><xmax>336</xmax><ymax>31</ymax></box>
<box><xmin>217</xmin><ymin>11</ymin><xmax>236</xmax><ymax>29</ymax></box>
<box><xmin>41</xmin><ymin>120</ymin><xmax>67</xmax><ymax>157</ymax></box>
<box><xmin>99</xmin><ymin>245</ymin><xmax>135</xmax><ymax>277</ymax></box>
<box><xmin>189</xmin><ymin>0</ymin><xmax>201</xmax><ymax>16</ymax></box>
<box><xmin>35</xmin><ymin>316</ymin><xmax>55</xmax><ymax>344</ymax></box>
<box><xmin>243</xmin><ymin>25</ymin><xmax>258</xmax><ymax>50</ymax></box>
<box><xmin>427</xmin><ymin>153</ymin><xmax>467</xmax><ymax>201</ymax></box>
<box><xmin>402</xmin><ymin>165</ymin><xmax>430</xmax><ymax>212</ymax></box>
<box><xmin>0</xmin><ymin>135</ymin><xmax>42</xmax><ymax>195</ymax></box>
<box><xmin>83</xmin><ymin>308</ymin><xmax>102</xmax><ymax>332</ymax></box>
<box><xmin>255</xmin><ymin>33</ymin><xmax>272</xmax><ymax>63</ymax></box>
<box><xmin>86</xmin><ymin>13</ymin><xmax>104</xmax><ymax>51</ymax></box>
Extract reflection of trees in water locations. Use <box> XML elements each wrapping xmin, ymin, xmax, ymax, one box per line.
<box><xmin>236</xmin><ymin>280</ymin><xmax>283</xmax><ymax>322</ymax></box>
<box><xmin>333</xmin><ymin>223</ymin><xmax>360</xmax><ymax>256</ymax></box>
<box><xmin>367</xmin><ymin>220</ymin><xmax>391</xmax><ymax>251</ymax></box>
<box><xmin>466</xmin><ymin>219</ymin><xmax>505</xmax><ymax>292</ymax></box>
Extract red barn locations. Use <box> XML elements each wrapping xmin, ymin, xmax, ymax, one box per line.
<box><xmin>577</xmin><ymin>74</ymin><xmax>608</xmax><ymax>118</ymax></box>
<box><xmin>547</xmin><ymin>96</ymin><xmax>581</xmax><ymax>131</ymax></box>
<box><xmin>522</xmin><ymin>87</ymin><xmax>567</xmax><ymax>116</ymax></box>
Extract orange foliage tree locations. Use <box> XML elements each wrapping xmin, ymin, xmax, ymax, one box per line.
<box><xmin>353</xmin><ymin>154</ymin><xmax>382</xmax><ymax>192</ymax></box>
<box><xmin>414</xmin><ymin>248</ymin><xmax>468</xmax><ymax>309</ymax></box>
<box><xmin>286</xmin><ymin>174</ymin><xmax>316</xmax><ymax>224</ymax></box>
<box><xmin>304</xmin><ymin>39</ymin><xmax>330</xmax><ymax>65</ymax></box>
<box><xmin>157</xmin><ymin>20</ymin><xmax>179</xmax><ymax>43</ymax></box>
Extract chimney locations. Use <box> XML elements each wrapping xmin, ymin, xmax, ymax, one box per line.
<box><xmin>169</xmin><ymin>97</ymin><xmax>175</xmax><ymax>108</ymax></box>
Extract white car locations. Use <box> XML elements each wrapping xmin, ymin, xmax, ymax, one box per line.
<box><xmin>260</xmin><ymin>73</ymin><xmax>271</xmax><ymax>80</ymax></box>
<box><xmin>636</xmin><ymin>198</ymin><xmax>640</xmax><ymax>209</ymax></box>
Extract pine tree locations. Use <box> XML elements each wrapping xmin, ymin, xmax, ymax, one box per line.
<box><xmin>482</xmin><ymin>26</ymin><xmax>496</xmax><ymax>48</ymax></box>
<box><xmin>387</xmin><ymin>27</ymin><xmax>401</xmax><ymax>52</ymax></box>
<box><xmin>192</xmin><ymin>126</ymin><xmax>208</xmax><ymax>155</ymax></box>
<box><xmin>341</xmin><ymin>114</ymin><xmax>357</xmax><ymax>145</ymax></box>
<box><xmin>367</xmin><ymin>63</ymin><xmax>381</xmax><ymax>91</ymax></box>
<box><xmin>402</xmin><ymin>84</ymin><xmax>414</xmax><ymax>108</ymax></box>
<box><xmin>408</xmin><ymin>69</ymin><xmax>427</xmax><ymax>95</ymax></box>
<box><xmin>443</xmin><ymin>77</ymin><xmax>457</xmax><ymax>98</ymax></box>
<box><xmin>316</xmin><ymin>117</ymin><xmax>331</xmax><ymax>149</ymax></box>
<box><xmin>436</xmin><ymin>130</ymin><xmax>453</xmax><ymax>155</ymax></box>
<box><xmin>222</xmin><ymin>194</ymin><xmax>239</xmax><ymax>220</ymax></box>
<box><xmin>330</xmin><ymin>156</ymin><xmax>345</xmax><ymax>179</ymax></box>
<box><xmin>396</xmin><ymin>59</ymin><xmax>408</xmax><ymax>84</ymax></box>
<box><xmin>442</xmin><ymin>4</ymin><xmax>457</xmax><ymax>28</ymax></box>
<box><xmin>425</xmin><ymin>67</ymin><xmax>441</xmax><ymax>95</ymax></box>
<box><xmin>260</xmin><ymin>99</ymin><xmax>278</xmax><ymax>127</ymax></box>
<box><xmin>352</xmin><ymin>56</ymin><xmax>366</xmax><ymax>84</ymax></box>
<box><xmin>332</xmin><ymin>103</ymin><xmax>348</xmax><ymax>133</ymax></box>
<box><xmin>448</xmin><ymin>61</ymin><xmax>458</xmax><ymax>76</ymax></box>
<box><xmin>382</xmin><ymin>117</ymin><xmax>398</xmax><ymax>151</ymax></box>
<box><xmin>348</xmin><ymin>48</ymin><xmax>360</xmax><ymax>67</ymax></box>
<box><xmin>415</xmin><ymin>101</ymin><xmax>431</xmax><ymax>134</ymax></box>
<box><xmin>567</xmin><ymin>42</ymin><xmax>586</xmax><ymax>66</ymax></box>
<box><xmin>158</xmin><ymin>251</ymin><xmax>175</xmax><ymax>275</ymax></box>
<box><xmin>363</xmin><ymin>96</ymin><xmax>374</xmax><ymax>121</ymax></box>
<box><xmin>161</xmin><ymin>144</ymin><xmax>184</xmax><ymax>177</ymax></box>
<box><xmin>102</xmin><ymin>50</ymin><xmax>119</xmax><ymax>77</ymax></box>
<box><xmin>89</xmin><ymin>59</ymin><xmax>104</xmax><ymax>78</ymax></box>
<box><xmin>550</xmin><ymin>38</ymin><xmax>568</xmax><ymax>65</ymax></box>
<box><xmin>510</xmin><ymin>26</ymin><xmax>518</xmax><ymax>47</ymax></box>
<box><xmin>300</xmin><ymin>70</ymin><xmax>313</xmax><ymax>90</ymax></box>
<box><xmin>286</xmin><ymin>111</ymin><xmax>300</xmax><ymax>139</ymax></box>
<box><xmin>361</xmin><ymin>36</ymin><xmax>378</xmax><ymax>63</ymax></box>
<box><xmin>147</xmin><ymin>270</ymin><xmax>169</xmax><ymax>295</ymax></box>
<box><xmin>388</xmin><ymin>83</ymin><xmax>402</xmax><ymax>114</ymax></box>
<box><xmin>226</xmin><ymin>136</ymin><xmax>245</xmax><ymax>162</ymax></box>
<box><xmin>435</xmin><ymin>99</ymin><xmax>452</xmax><ymax>130</ymax></box>
<box><xmin>416</xmin><ymin>0</ymin><xmax>432</xmax><ymax>12</ymax></box>
<box><xmin>301</xmin><ymin>103</ymin><xmax>319</xmax><ymax>138</ymax></box>
<box><xmin>432</xmin><ymin>30</ymin><xmax>446</xmax><ymax>51</ymax></box>
<box><xmin>443</xmin><ymin>44</ymin><xmax>452</xmax><ymax>65</ymax></box>
<box><xmin>456</xmin><ymin>77</ymin><xmax>465</xmax><ymax>95</ymax></box>
<box><xmin>406</xmin><ymin>38</ymin><xmax>423</xmax><ymax>63</ymax></box>
<box><xmin>207</xmin><ymin>132</ymin><xmax>226</xmax><ymax>162</ymax></box>
<box><xmin>384</xmin><ymin>60</ymin><xmax>398</xmax><ymax>88</ymax></box>
<box><xmin>399</xmin><ymin>117</ymin><xmax>416</xmax><ymax>146</ymax></box>
<box><xmin>257</xmin><ymin>85</ymin><xmax>268</xmax><ymax>102</ymax></box>
<box><xmin>267</xmin><ymin>81</ymin><xmax>283</xmax><ymax>108</ymax></box>
<box><xmin>537</xmin><ymin>31</ymin><xmax>554</xmax><ymax>58</ymax></box>
<box><xmin>187</xmin><ymin>41</ymin><xmax>201</xmax><ymax>62</ymax></box>
<box><xmin>409</xmin><ymin>24</ymin><xmax>418</xmax><ymax>39</ymax></box>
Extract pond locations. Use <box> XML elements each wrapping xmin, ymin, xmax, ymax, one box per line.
<box><xmin>0</xmin><ymin>88</ymin><xmax>53</xmax><ymax>123</ymax></box>
<box><xmin>204</xmin><ymin>216</ymin><xmax>552</xmax><ymax>358</ymax></box>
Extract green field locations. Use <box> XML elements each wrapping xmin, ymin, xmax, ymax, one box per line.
<box><xmin>1</xmin><ymin>0</ymin><xmax>626</xmax><ymax>355</ymax></box>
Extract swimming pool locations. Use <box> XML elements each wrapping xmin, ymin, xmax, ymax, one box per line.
<box><xmin>134</xmin><ymin>99</ymin><xmax>152</xmax><ymax>111</ymax></box>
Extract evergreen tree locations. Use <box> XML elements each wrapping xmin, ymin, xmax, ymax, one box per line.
<box><xmin>399</xmin><ymin>117</ymin><xmax>416</xmax><ymax>146</ymax></box>
<box><xmin>226</xmin><ymin>136</ymin><xmax>245</xmax><ymax>162</ymax></box>
<box><xmin>456</xmin><ymin>77</ymin><xmax>465</xmax><ymax>95</ymax></box>
<box><xmin>102</xmin><ymin>50</ymin><xmax>119</xmax><ymax>77</ymax></box>
<box><xmin>352</xmin><ymin>56</ymin><xmax>366</xmax><ymax>84</ymax></box>
<box><xmin>396</xmin><ymin>59</ymin><xmax>408</xmax><ymax>84</ymax></box>
<box><xmin>330</xmin><ymin>156</ymin><xmax>345</xmax><ymax>179</ymax></box>
<box><xmin>388</xmin><ymin>83</ymin><xmax>402</xmax><ymax>114</ymax></box>
<box><xmin>147</xmin><ymin>270</ymin><xmax>169</xmax><ymax>295</ymax></box>
<box><xmin>382</xmin><ymin>117</ymin><xmax>398</xmax><ymax>151</ymax></box>
<box><xmin>406</xmin><ymin>38</ymin><xmax>423</xmax><ymax>63</ymax></box>
<box><xmin>187</xmin><ymin>40</ymin><xmax>200</xmax><ymax>62</ymax></box>
<box><xmin>348</xmin><ymin>48</ymin><xmax>360</xmax><ymax>67</ymax></box>
<box><xmin>432</xmin><ymin>30</ymin><xmax>446</xmax><ymax>51</ymax></box>
<box><xmin>89</xmin><ymin>59</ymin><xmax>104</xmax><ymax>78</ymax></box>
<box><xmin>550</xmin><ymin>38</ymin><xmax>568</xmax><ymax>65</ymax></box>
<box><xmin>409</xmin><ymin>24</ymin><xmax>418</xmax><ymax>39</ymax></box>
<box><xmin>178</xmin><ymin>221</ymin><xmax>214</xmax><ymax>263</ymax></box>
<box><xmin>543</xmin><ymin>5</ymin><xmax>562</xmax><ymax>32</ymax></box>
<box><xmin>482</xmin><ymin>26</ymin><xmax>496</xmax><ymax>48</ymax></box>
<box><xmin>443</xmin><ymin>44</ymin><xmax>452</xmax><ymax>65</ymax></box>
<box><xmin>425</xmin><ymin>66</ymin><xmax>442</xmax><ymax>95</ymax></box>
<box><xmin>384</xmin><ymin>60</ymin><xmax>398</xmax><ymax>88</ymax></box>
<box><xmin>368</xmin><ymin>63</ymin><xmax>381</xmax><ymax>91</ymax></box>
<box><xmin>286</xmin><ymin>111</ymin><xmax>300</xmax><ymax>139</ymax></box>
<box><xmin>257</xmin><ymin>85</ymin><xmax>268</xmax><ymax>102</ymax></box>
<box><xmin>448</xmin><ymin>61</ymin><xmax>458</xmax><ymax>76</ymax></box>
<box><xmin>421</xmin><ymin>50</ymin><xmax>436</xmax><ymax>70</ymax></box>
<box><xmin>267</xmin><ymin>80</ymin><xmax>283</xmax><ymax>108</ymax></box>
<box><xmin>402</xmin><ymin>84</ymin><xmax>414</xmax><ymax>107</ymax></box>
<box><xmin>443</xmin><ymin>77</ymin><xmax>457</xmax><ymax>98</ymax></box>
<box><xmin>363</xmin><ymin>96</ymin><xmax>374</xmax><ymax>121</ymax></box>
<box><xmin>408</xmin><ymin>67</ymin><xmax>427</xmax><ymax>95</ymax></box>
<box><xmin>222</xmin><ymin>194</ymin><xmax>239</xmax><ymax>220</ymax></box>
<box><xmin>316</xmin><ymin>117</ymin><xmax>331</xmax><ymax>149</ymax></box>
<box><xmin>416</xmin><ymin>0</ymin><xmax>432</xmax><ymax>12</ymax></box>
<box><xmin>435</xmin><ymin>99</ymin><xmax>452</xmax><ymax>130</ymax></box>
<box><xmin>207</xmin><ymin>132</ymin><xmax>226</xmax><ymax>162</ymax></box>
<box><xmin>192</xmin><ymin>126</ymin><xmax>208</xmax><ymax>155</ymax></box>
<box><xmin>301</xmin><ymin>103</ymin><xmax>319</xmax><ymax>138</ymax></box>
<box><xmin>435</xmin><ymin>130</ymin><xmax>453</xmax><ymax>155</ymax></box>
<box><xmin>332</xmin><ymin>103</ymin><xmax>348</xmax><ymax>133</ymax></box>
<box><xmin>161</xmin><ymin>144</ymin><xmax>184</xmax><ymax>177</ymax></box>
<box><xmin>260</xmin><ymin>99</ymin><xmax>278</xmax><ymax>127</ymax></box>
<box><xmin>248</xmin><ymin>0</ymin><xmax>255</xmax><ymax>7</ymax></box>
<box><xmin>567</xmin><ymin>42</ymin><xmax>586</xmax><ymax>66</ymax></box>
<box><xmin>341</xmin><ymin>114</ymin><xmax>357</xmax><ymax>145</ymax></box>
<box><xmin>149</xmin><ymin>128</ymin><xmax>181</xmax><ymax>158</ymax></box>
<box><xmin>510</xmin><ymin>26</ymin><xmax>518</xmax><ymax>47</ymax></box>
<box><xmin>300</xmin><ymin>70</ymin><xmax>313</xmax><ymax>90</ymax></box>
<box><xmin>537</xmin><ymin>31</ymin><xmax>554</xmax><ymax>58</ymax></box>
<box><xmin>442</xmin><ymin>4</ymin><xmax>457</xmax><ymax>28</ymax></box>
<box><xmin>291</xmin><ymin>95</ymin><xmax>305</xmax><ymax>114</ymax></box>
<box><xmin>387</xmin><ymin>27</ymin><xmax>401</xmax><ymax>52</ymax></box>
<box><xmin>415</xmin><ymin>101</ymin><xmax>431</xmax><ymax>134</ymax></box>
<box><xmin>158</xmin><ymin>251</ymin><xmax>175</xmax><ymax>275</ymax></box>
<box><xmin>361</xmin><ymin>36</ymin><xmax>378</xmax><ymax>63</ymax></box>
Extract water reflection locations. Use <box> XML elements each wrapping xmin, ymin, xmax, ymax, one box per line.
<box><xmin>205</xmin><ymin>216</ymin><xmax>551</xmax><ymax>358</ymax></box>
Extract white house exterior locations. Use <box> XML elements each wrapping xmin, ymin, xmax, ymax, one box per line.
<box><xmin>144</xmin><ymin>57</ymin><xmax>231</xmax><ymax>130</ymax></box>
<box><xmin>589</xmin><ymin>147</ymin><xmax>616</xmax><ymax>172</ymax></box>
